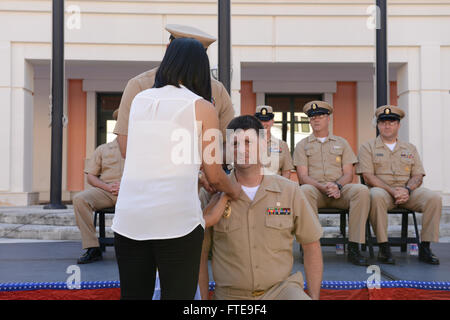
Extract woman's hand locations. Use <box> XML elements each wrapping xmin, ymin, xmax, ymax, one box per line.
<box><xmin>199</xmin><ymin>170</ymin><xmax>216</xmax><ymax>194</ymax></box>
<box><xmin>228</xmin><ymin>181</ymin><xmax>241</xmax><ymax>201</ymax></box>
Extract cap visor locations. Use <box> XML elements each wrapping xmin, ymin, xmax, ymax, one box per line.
<box><xmin>378</xmin><ymin>115</ymin><xmax>400</xmax><ymax>121</ymax></box>
<box><xmin>255</xmin><ymin>114</ymin><xmax>274</xmax><ymax>121</ymax></box>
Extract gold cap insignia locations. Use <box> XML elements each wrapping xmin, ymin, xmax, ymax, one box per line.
<box><xmin>385</xmin><ymin>108</ymin><xmax>391</xmax><ymax>115</ymax></box>
<box><xmin>312</xmin><ymin>103</ymin><xmax>318</xmax><ymax>110</ymax></box>
<box><xmin>261</xmin><ymin>108</ymin><xmax>267</xmax><ymax>115</ymax></box>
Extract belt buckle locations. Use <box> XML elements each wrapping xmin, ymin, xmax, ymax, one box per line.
<box><xmin>252</xmin><ymin>290</ymin><xmax>265</xmax><ymax>297</ymax></box>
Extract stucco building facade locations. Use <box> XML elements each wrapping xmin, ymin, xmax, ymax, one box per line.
<box><xmin>0</xmin><ymin>0</ymin><xmax>449</xmax><ymax>205</ymax></box>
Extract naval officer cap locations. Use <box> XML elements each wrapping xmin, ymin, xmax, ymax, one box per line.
<box><xmin>375</xmin><ymin>105</ymin><xmax>405</xmax><ymax>122</ymax></box>
<box><xmin>255</xmin><ymin>105</ymin><xmax>274</xmax><ymax>121</ymax></box>
<box><xmin>165</xmin><ymin>24</ymin><xmax>217</xmax><ymax>48</ymax></box>
<box><xmin>303</xmin><ymin>101</ymin><xmax>333</xmax><ymax>117</ymax></box>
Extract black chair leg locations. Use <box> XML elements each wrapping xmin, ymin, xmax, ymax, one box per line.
<box><xmin>99</xmin><ymin>213</ymin><xmax>106</xmax><ymax>252</ymax></box>
<box><xmin>366</xmin><ymin>221</ymin><xmax>374</xmax><ymax>258</ymax></box>
<box><xmin>401</xmin><ymin>213</ymin><xmax>408</xmax><ymax>252</ymax></box>
<box><xmin>340</xmin><ymin>213</ymin><xmax>347</xmax><ymax>253</ymax></box>
<box><xmin>93</xmin><ymin>212</ymin><xmax>98</xmax><ymax>228</ymax></box>
<box><xmin>412</xmin><ymin>212</ymin><xmax>420</xmax><ymax>246</ymax></box>
<box><xmin>299</xmin><ymin>245</ymin><xmax>304</xmax><ymax>264</ymax></box>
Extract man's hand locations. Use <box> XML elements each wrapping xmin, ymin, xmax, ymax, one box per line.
<box><xmin>324</xmin><ymin>182</ymin><xmax>341</xmax><ymax>199</ymax></box>
<box><xmin>108</xmin><ymin>182</ymin><xmax>120</xmax><ymax>196</ymax></box>
<box><xmin>393</xmin><ymin>187</ymin><xmax>409</xmax><ymax>205</ymax></box>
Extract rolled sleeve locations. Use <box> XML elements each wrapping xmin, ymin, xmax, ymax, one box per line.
<box><xmin>293</xmin><ymin>141</ymin><xmax>307</xmax><ymax>168</ymax></box>
<box><xmin>217</xmin><ymin>84</ymin><xmax>235</xmax><ymax>139</ymax></box>
<box><xmin>281</xmin><ymin>141</ymin><xmax>295</xmax><ymax>171</ymax></box>
<box><xmin>113</xmin><ymin>78</ymin><xmax>142</xmax><ymax>136</ymax></box>
<box><xmin>411</xmin><ymin>145</ymin><xmax>426</xmax><ymax>176</ymax></box>
<box><xmin>84</xmin><ymin>147</ymin><xmax>102</xmax><ymax>176</ymax></box>
<box><xmin>293</xmin><ymin>187</ymin><xmax>323</xmax><ymax>244</ymax></box>
<box><xmin>356</xmin><ymin>143</ymin><xmax>374</xmax><ymax>175</ymax></box>
<box><xmin>341</xmin><ymin>139</ymin><xmax>358</xmax><ymax>166</ymax></box>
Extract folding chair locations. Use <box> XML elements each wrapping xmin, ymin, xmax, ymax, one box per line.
<box><xmin>365</xmin><ymin>208</ymin><xmax>420</xmax><ymax>258</ymax></box>
<box><xmin>93</xmin><ymin>207</ymin><xmax>115</xmax><ymax>252</ymax></box>
<box><xmin>359</xmin><ymin>176</ymin><xmax>421</xmax><ymax>258</ymax></box>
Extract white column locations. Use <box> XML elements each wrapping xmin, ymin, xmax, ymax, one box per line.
<box><xmin>397</xmin><ymin>48</ymin><xmax>422</xmax><ymax>147</ymax></box>
<box><xmin>85</xmin><ymin>91</ymin><xmax>97</xmax><ymax>159</ymax></box>
<box><xmin>0</xmin><ymin>41</ymin><xmax>12</xmax><ymax>194</ymax></box>
<box><xmin>356</xmin><ymin>81</ymin><xmax>376</xmax><ymax>149</ymax></box>
<box><xmin>256</xmin><ymin>92</ymin><xmax>265</xmax><ymax>106</ymax></box>
<box><xmin>442</xmin><ymin>47</ymin><xmax>450</xmax><ymax>205</ymax></box>
<box><xmin>323</xmin><ymin>92</ymin><xmax>334</xmax><ymax>134</ymax></box>
<box><xmin>0</xmin><ymin>43</ymin><xmax>39</xmax><ymax>205</ymax></box>
<box><xmin>230</xmin><ymin>57</ymin><xmax>240</xmax><ymax>116</ymax></box>
<box><xmin>418</xmin><ymin>45</ymin><xmax>443</xmax><ymax>192</ymax></box>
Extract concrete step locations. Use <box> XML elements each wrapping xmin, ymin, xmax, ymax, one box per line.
<box><xmin>0</xmin><ymin>206</ymin><xmax>113</xmax><ymax>227</ymax></box>
<box><xmin>0</xmin><ymin>205</ymin><xmax>449</xmax><ymax>242</ymax></box>
<box><xmin>0</xmin><ymin>223</ymin><xmax>113</xmax><ymax>241</ymax></box>
<box><xmin>322</xmin><ymin>223</ymin><xmax>450</xmax><ymax>242</ymax></box>
<box><xmin>1</xmin><ymin>222</ymin><xmax>450</xmax><ymax>242</ymax></box>
<box><xmin>1</xmin><ymin>208</ymin><xmax>449</xmax><ymax>228</ymax></box>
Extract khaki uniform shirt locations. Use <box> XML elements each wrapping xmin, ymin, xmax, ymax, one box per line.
<box><xmin>263</xmin><ymin>137</ymin><xmax>294</xmax><ymax>175</ymax></box>
<box><xmin>293</xmin><ymin>134</ymin><xmax>357</xmax><ymax>183</ymax></box>
<box><xmin>113</xmin><ymin>67</ymin><xmax>235</xmax><ymax>139</ymax></box>
<box><xmin>84</xmin><ymin>139</ymin><xmax>125</xmax><ymax>184</ymax></box>
<box><xmin>203</xmin><ymin>172</ymin><xmax>322</xmax><ymax>292</ymax></box>
<box><xmin>356</xmin><ymin>136</ymin><xmax>426</xmax><ymax>187</ymax></box>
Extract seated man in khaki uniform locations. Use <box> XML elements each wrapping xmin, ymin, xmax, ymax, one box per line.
<box><xmin>357</xmin><ymin>105</ymin><xmax>442</xmax><ymax>265</ymax></box>
<box><xmin>293</xmin><ymin>101</ymin><xmax>370</xmax><ymax>266</ymax></box>
<box><xmin>254</xmin><ymin>105</ymin><xmax>294</xmax><ymax>178</ymax></box>
<box><xmin>73</xmin><ymin>109</ymin><xmax>125</xmax><ymax>264</ymax></box>
<box><xmin>114</xmin><ymin>24</ymin><xmax>235</xmax><ymax>158</ymax></box>
<box><xmin>199</xmin><ymin>115</ymin><xmax>323</xmax><ymax>300</ymax></box>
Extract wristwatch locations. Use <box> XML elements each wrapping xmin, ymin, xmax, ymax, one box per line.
<box><xmin>405</xmin><ymin>186</ymin><xmax>412</xmax><ymax>195</ymax></box>
<box><xmin>334</xmin><ymin>182</ymin><xmax>343</xmax><ymax>191</ymax></box>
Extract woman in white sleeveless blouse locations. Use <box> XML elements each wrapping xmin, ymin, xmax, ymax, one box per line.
<box><xmin>112</xmin><ymin>38</ymin><xmax>240</xmax><ymax>300</ymax></box>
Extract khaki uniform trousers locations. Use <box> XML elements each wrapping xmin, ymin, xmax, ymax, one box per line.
<box><xmin>73</xmin><ymin>187</ymin><xmax>117</xmax><ymax>249</ymax></box>
<box><xmin>214</xmin><ymin>272</ymin><xmax>310</xmax><ymax>300</ymax></box>
<box><xmin>369</xmin><ymin>187</ymin><xmax>442</xmax><ymax>243</ymax></box>
<box><xmin>300</xmin><ymin>184</ymin><xmax>370</xmax><ymax>244</ymax></box>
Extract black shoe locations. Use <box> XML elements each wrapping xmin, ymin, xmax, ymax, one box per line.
<box><xmin>347</xmin><ymin>242</ymin><xmax>369</xmax><ymax>266</ymax></box>
<box><xmin>419</xmin><ymin>243</ymin><xmax>440</xmax><ymax>265</ymax></box>
<box><xmin>377</xmin><ymin>242</ymin><xmax>395</xmax><ymax>264</ymax></box>
<box><xmin>77</xmin><ymin>247</ymin><xmax>102</xmax><ymax>264</ymax></box>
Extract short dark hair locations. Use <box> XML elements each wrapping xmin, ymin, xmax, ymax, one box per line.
<box><xmin>154</xmin><ymin>37</ymin><xmax>212</xmax><ymax>102</ymax></box>
<box><xmin>227</xmin><ymin>115</ymin><xmax>264</xmax><ymax>134</ymax></box>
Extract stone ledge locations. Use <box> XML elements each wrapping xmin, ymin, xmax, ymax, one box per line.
<box><xmin>0</xmin><ymin>192</ymin><xmax>39</xmax><ymax>206</ymax></box>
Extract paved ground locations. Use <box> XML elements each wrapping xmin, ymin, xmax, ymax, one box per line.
<box><xmin>1</xmin><ymin>239</ymin><xmax>449</xmax><ymax>284</ymax></box>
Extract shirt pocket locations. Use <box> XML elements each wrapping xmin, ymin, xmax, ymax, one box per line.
<box><xmin>103</xmin><ymin>154</ymin><xmax>119</xmax><ymax>167</ymax></box>
<box><xmin>399</xmin><ymin>157</ymin><xmax>413</xmax><ymax>176</ymax></box>
<box><xmin>305</xmin><ymin>146</ymin><xmax>318</xmax><ymax>157</ymax></box>
<box><xmin>329</xmin><ymin>146</ymin><xmax>344</xmax><ymax>166</ymax></box>
<box><xmin>373</xmin><ymin>155</ymin><xmax>391</xmax><ymax>174</ymax></box>
<box><xmin>265</xmin><ymin>214</ymin><xmax>293</xmax><ymax>230</ymax></box>
<box><xmin>264</xmin><ymin>214</ymin><xmax>294</xmax><ymax>251</ymax></box>
<box><xmin>214</xmin><ymin>214</ymin><xmax>242</xmax><ymax>233</ymax></box>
